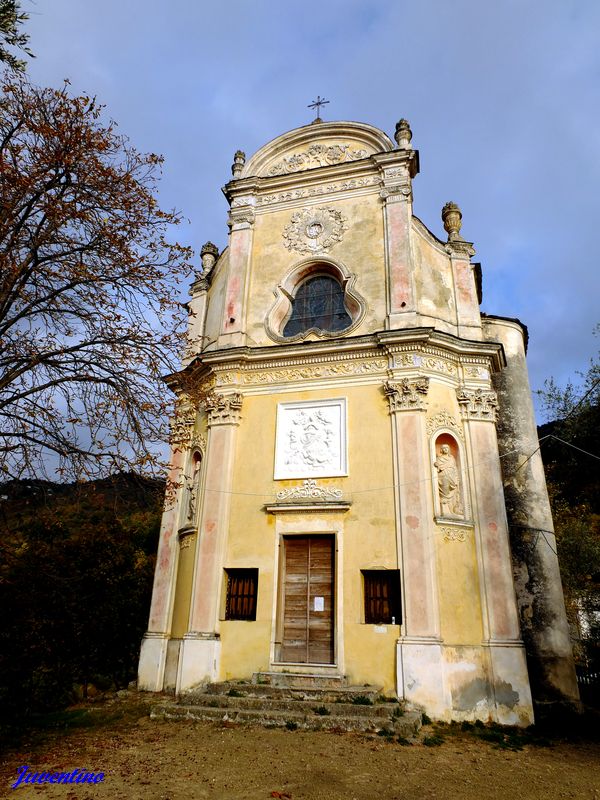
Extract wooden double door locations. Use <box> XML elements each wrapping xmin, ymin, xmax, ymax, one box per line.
<box><xmin>280</xmin><ymin>536</ymin><xmax>335</xmax><ymax>664</ymax></box>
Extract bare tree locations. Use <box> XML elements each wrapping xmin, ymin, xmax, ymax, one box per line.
<box><xmin>0</xmin><ymin>72</ymin><xmax>193</xmax><ymax>480</ymax></box>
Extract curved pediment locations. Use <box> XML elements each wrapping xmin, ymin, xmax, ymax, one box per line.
<box><xmin>242</xmin><ymin>121</ymin><xmax>394</xmax><ymax>179</ymax></box>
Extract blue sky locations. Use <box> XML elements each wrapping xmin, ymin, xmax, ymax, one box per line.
<box><xmin>23</xmin><ymin>0</ymin><xmax>600</xmax><ymax>415</ymax></box>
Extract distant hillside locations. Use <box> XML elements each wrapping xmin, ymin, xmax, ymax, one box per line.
<box><xmin>0</xmin><ymin>472</ymin><xmax>165</xmax><ymax>547</ymax></box>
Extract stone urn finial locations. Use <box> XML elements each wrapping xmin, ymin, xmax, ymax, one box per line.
<box><xmin>231</xmin><ymin>150</ymin><xmax>246</xmax><ymax>179</ymax></box>
<box><xmin>394</xmin><ymin>119</ymin><xmax>412</xmax><ymax>150</ymax></box>
<box><xmin>200</xmin><ymin>241</ymin><xmax>219</xmax><ymax>274</ymax></box>
<box><xmin>442</xmin><ymin>202</ymin><xmax>463</xmax><ymax>241</ymax></box>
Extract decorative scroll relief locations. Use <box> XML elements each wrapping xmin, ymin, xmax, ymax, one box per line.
<box><xmin>190</xmin><ymin>433</ymin><xmax>207</xmax><ymax>454</ymax></box>
<box><xmin>259</xmin><ymin>176</ymin><xmax>379</xmax><ymax>207</ymax></box>
<box><xmin>384</xmin><ymin>377</ymin><xmax>429</xmax><ymax>413</ymax></box>
<box><xmin>204</xmin><ymin>392</ymin><xmax>243</xmax><ymax>426</ymax></box>
<box><xmin>463</xmin><ymin>365</ymin><xmax>490</xmax><ymax>380</ymax></box>
<box><xmin>283</xmin><ymin>206</ymin><xmax>347</xmax><ymax>255</ymax></box>
<box><xmin>275</xmin><ymin>398</ymin><xmax>347</xmax><ymax>479</ymax></box>
<box><xmin>456</xmin><ymin>387</ymin><xmax>498</xmax><ymax>422</ymax></box>
<box><xmin>170</xmin><ymin>402</ymin><xmax>196</xmax><ymax>448</ymax></box>
<box><xmin>426</xmin><ymin>412</ymin><xmax>464</xmax><ymax>441</ymax></box>
<box><xmin>266</xmin><ymin>143</ymin><xmax>369</xmax><ymax>176</ymax></box>
<box><xmin>276</xmin><ymin>479</ymin><xmax>343</xmax><ymax>501</ymax></box>
<box><xmin>439</xmin><ymin>526</ymin><xmax>470</xmax><ymax>543</ymax></box>
<box><xmin>244</xmin><ymin>359</ymin><xmax>387</xmax><ymax>386</ymax></box>
<box><xmin>393</xmin><ymin>352</ymin><xmax>458</xmax><ymax>377</ymax></box>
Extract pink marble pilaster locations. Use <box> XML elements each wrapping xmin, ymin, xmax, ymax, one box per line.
<box><xmin>147</xmin><ymin>447</ymin><xmax>185</xmax><ymax>633</ymax></box>
<box><xmin>468</xmin><ymin>419</ymin><xmax>521</xmax><ymax>641</ymax></box>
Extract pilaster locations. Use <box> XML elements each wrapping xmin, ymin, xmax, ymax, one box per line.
<box><xmin>177</xmin><ymin>392</ymin><xmax>243</xmax><ymax>692</ymax></box>
<box><xmin>384</xmin><ymin>377</ymin><xmax>447</xmax><ymax>714</ymax></box>
<box><xmin>138</xmin><ymin>400</ymin><xmax>195</xmax><ymax>691</ymax></box>
<box><xmin>217</xmin><ymin>189</ymin><xmax>257</xmax><ymax>349</ymax></box>
<box><xmin>442</xmin><ymin>202</ymin><xmax>482</xmax><ymax>340</ymax></box>
<box><xmin>457</xmin><ymin>384</ymin><xmax>534</xmax><ymax>724</ymax></box>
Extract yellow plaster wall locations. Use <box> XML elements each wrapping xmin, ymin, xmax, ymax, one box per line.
<box><xmin>218</xmin><ymin>382</ymin><xmax>399</xmax><ymax>685</ymax></box>
<box><xmin>426</xmin><ymin>380</ymin><xmax>484</xmax><ymax>645</ymax></box>
<box><xmin>170</xmin><ymin>537</ymin><xmax>196</xmax><ymax>638</ymax></box>
<box><xmin>245</xmin><ymin>192</ymin><xmax>386</xmax><ymax>346</ymax></box>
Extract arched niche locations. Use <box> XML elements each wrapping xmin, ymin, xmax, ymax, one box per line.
<box><xmin>179</xmin><ymin>448</ymin><xmax>204</xmax><ymax>532</ymax></box>
<box><xmin>265</xmin><ymin>257</ymin><xmax>366</xmax><ymax>344</ymax></box>
<box><xmin>430</xmin><ymin>430</ymin><xmax>470</xmax><ymax>522</ymax></box>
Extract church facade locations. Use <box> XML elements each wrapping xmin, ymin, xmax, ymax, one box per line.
<box><xmin>138</xmin><ymin>118</ymin><xmax>579</xmax><ymax>724</ymax></box>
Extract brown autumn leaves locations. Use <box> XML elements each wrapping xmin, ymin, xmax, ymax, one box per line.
<box><xmin>0</xmin><ymin>72</ymin><xmax>194</xmax><ymax>480</ymax></box>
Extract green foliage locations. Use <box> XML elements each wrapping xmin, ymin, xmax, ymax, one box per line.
<box><xmin>351</xmin><ymin>695</ymin><xmax>373</xmax><ymax>705</ymax></box>
<box><xmin>537</xmin><ymin>329</ymin><xmax>600</xmax><ymax>676</ymax></box>
<box><xmin>0</xmin><ymin>1</ymin><xmax>33</xmax><ymax>70</ymax></box>
<box><xmin>0</xmin><ymin>473</ymin><xmax>162</xmax><ymax>720</ymax></box>
<box><xmin>313</xmin><ymin>705</ymin><xmax>330</xmax><ymax>716</ymax></box>
<box><xmin>285</xmin><ymin>720</ymin><xmax>298</xmax><ymax>731</ymax></box>
<box><xmin>423</xmin><ymin>733</ymin><xmax>444</xmax><ymax>746</ymax></box>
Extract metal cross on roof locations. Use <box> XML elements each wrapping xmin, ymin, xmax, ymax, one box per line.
<box><xmin>308</xmin><ymin>95</ymin><xmax>330</xmax><ymax>122</ymax></box>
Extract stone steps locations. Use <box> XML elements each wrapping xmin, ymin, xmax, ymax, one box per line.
<box><xmin>199</xmin><ymin>680</ymin><xmax>382</xmax><ymax>704</ymax></box>
<box><xmin>151</xmin><ymin>703</ymin><xmax>420</xmax><ymax>736</ymax></box>
<box><xmin>151</xmin><ymin>675</ymin><xmax>422</xmax><ymax>736</ymax></box>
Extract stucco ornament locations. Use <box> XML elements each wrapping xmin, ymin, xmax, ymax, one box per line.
<box><xmin>282</xmin><ymin>207</ymin><xmax>348</xmax><ymax>254</ymax></box>
<box><xmin>456</xmin><ymin>387</ymin><xmax>498</xmax><ymax>422</ymax></box>
<box><xmin>169</xmin><ymin>401</ymin><xmax>196</xmax><ymax>449</ymax></box>
<box><xmin>204</xmin><ymin>392</ymin><xmax>243</xmax><ymax>426</ymax></box>
<box><xmin>276</xmin><ymin>479</ymin><xmax>343</xmax><ymax>502</ymax></box>
<box><xmin>267</xmin><ymin>143</ymin><xmax>369</xmax><ymax>176</ymax></box>
<box><xmin>383</xmin><ymin>378</ymin><xmax>430</xmax><ymax>413</ymax></box>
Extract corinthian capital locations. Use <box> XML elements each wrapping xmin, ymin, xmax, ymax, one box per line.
<box><xmin>456</xmin><ymin>387</ymin><xmax>498</xmax><ymax>422</ymax></box>
<box><xmin>204</xmin><ymin>392</ymin><xmax>243</xmax><ymax>426</ymax></box>
<box><xmin>383</xmin><ymin>377</ymin><xmax>429</xmax><ymax>413</ymax></box>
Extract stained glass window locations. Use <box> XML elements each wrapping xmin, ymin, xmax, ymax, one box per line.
<box><xmin>283</xmin><ymin>275</ymin><xmax>352</xmax><ymax>337</ymax></box>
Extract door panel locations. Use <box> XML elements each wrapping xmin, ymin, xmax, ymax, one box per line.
<box><xmin>281</xmin><ymin>536</ymin><xmax>334</xmax><ymax>664</ymax></box>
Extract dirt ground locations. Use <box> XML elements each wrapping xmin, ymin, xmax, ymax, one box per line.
<box><xmin>1</xmin><ymin>698</ymin><xmax>599</xmax><ymax>800</ymax></box>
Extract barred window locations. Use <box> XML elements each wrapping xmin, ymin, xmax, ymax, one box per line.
<box><xmin>225</xmin><ymin>569</ymin><xmax>258</xmax><ymax>621</ymax></box>
<box><xmin>283</xmin><ymin>275</ymin><xmax>352</xmax><ymax>338</ymax></box>
<box><xmin>362</xmin><ymin>570</ymin><xmax>401</xmax><ymax>625</ymax></box>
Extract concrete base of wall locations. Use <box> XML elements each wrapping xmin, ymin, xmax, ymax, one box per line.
<box><xmin>177</xmin><ymin>634</ymin><xmax>221</xmax><ymax>693</ymax></box>
<box><xmin>138</xmin><ymin>632</ymin><xmax>169</xmax><ymax>692</ymax></box>
<box><xmin>397</xmin><ymin>637</ymin><xmax>534</xmax><ymax>726</ymax></box>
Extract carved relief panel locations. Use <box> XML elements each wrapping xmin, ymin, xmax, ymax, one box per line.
<box><xmin>274</xmin><ymin>398</ymin><xmax>348</xmax><ymax>479</ymax></box>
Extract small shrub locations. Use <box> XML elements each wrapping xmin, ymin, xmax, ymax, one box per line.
<box><xmin>352</xmin><ymin>695</ymin><xmax>373</xmax><ymax>706</ymax></box>
<box><xmin>226</xmin><ymin>688</ymin><xmax>245</xmax><ymax>698</ymax></box>
<box><xmin>392</xmin><ymin>705</ymin><xmax>405</xmax><ymax>719</ymax></box>
<box><xmin>397</xmin><ymin>735</ymin><xmax>412</xmax><ymax>746</ymax></box>
<box><xmin>421</xmin><ymin>712</ymin><xmax>432</xmax><ymax>725</ymax></box>
<box><xmin>285</xmin><ymin>720</ymin><xmax>298</xmax><ymax>731</ymax></box>
<box><xmin>423</xmin><ymin>734</ymin><xmax>444</xmax><ymax>747</ymax></box>
<box><xmin>377</xmin><ymin>727</ymin><xmax>394</xmax><ymax>738</ymax></box>
<box><xmin>313</xmin><ymin>705</ymin><xmax>330</xmax><ymax>716</ymax></box>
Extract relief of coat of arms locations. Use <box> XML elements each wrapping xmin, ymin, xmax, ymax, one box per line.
<box><xmin>282</xmin><ymin>206</ymin><xmax>347</xmax><ymax>255</ymax></box>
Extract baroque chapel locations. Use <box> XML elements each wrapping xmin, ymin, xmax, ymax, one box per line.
<box><xmin>138</xmin><ymin>117</ymin><xmax>579</xmax><ymax>723</ymax></box>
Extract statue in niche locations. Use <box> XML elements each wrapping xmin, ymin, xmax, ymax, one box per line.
<box><xmin>434</xmin><ymin>443</ymin><xmax>463</xmax><ymax>518</ymax></box>
<box><xmin>183</xmin><ymin>454</ymin><xmax>202</xmax><ymax>526</ymax></box>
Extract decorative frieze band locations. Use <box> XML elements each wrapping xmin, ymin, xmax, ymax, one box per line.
<box><xmin>276</xmin><ymin>479</ymin><xmax>343</xmax><ymax>502</ymax></box>
<box><xmin>456</xmin><ymin>387</ymin><xmax>498</xmax><ymax>422</ymax></box>
<box><xmin>204</xmin><ymin>392</ymin><xmax>243</xmax><ymax>426</ymax></box>
<box><xmin>383</xmin><ymin>377</ymin><xmax>429</xmax><ymax>413</ymax></box>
